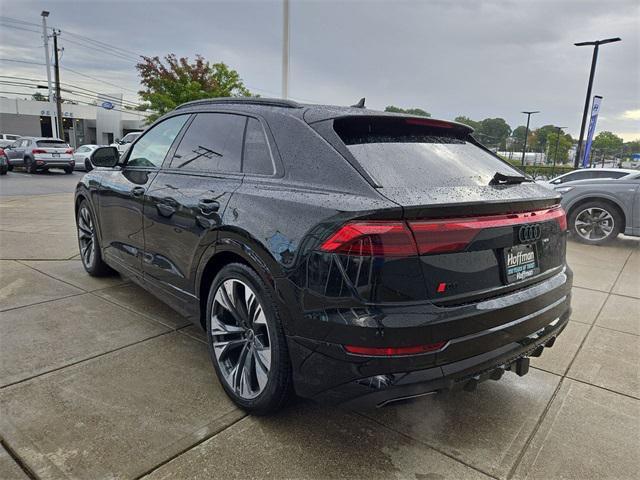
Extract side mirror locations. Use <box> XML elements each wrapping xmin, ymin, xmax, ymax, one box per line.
<box><xmin>91</xmin><ymin>146</ymin><xmax>120</xmax><ymax>168</ymax></box>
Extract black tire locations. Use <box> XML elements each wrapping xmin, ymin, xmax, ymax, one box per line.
<box><xmin>76</xmin><ymin>200</ymin><xmax>114</xmax><ymax>276</ymax></box>
<box><xmin>85</xmin><ymin>159</ymin><xmax>93</xmax><ymax>172</ymax></box>
<box><xmin>64</xmin><ymin>166</ymin><xmax>73</xmax><ymax>174</ymax></box>
<box><xmin>569</xmin><ymin>200</ymin><xmax>622</xmax><ymax>245</ymax></box>
<box><xmin>206</xmin><ymin>263</ymin><xmax>292</xmax><ymax>415</ymax></box>
<box><xmin>25</xmin><ymin>157</ymin><xmax>37</xmax><ymax>174</ymax></box>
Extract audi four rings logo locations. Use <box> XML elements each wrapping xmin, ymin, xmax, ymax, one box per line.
<box><xmin>518</xmin><ymin>224</ymin><xmax>541</xmax><ymax>243</ymax></box>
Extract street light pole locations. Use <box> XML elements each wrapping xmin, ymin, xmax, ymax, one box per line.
<box><xmin>551</xmin><ymin>126</ymin><xmax>567</xmax><ymax>176</ymax></box>
<box><xmin>281</xmin><ymin>0</ymin><xmax>290</xmax><ymax>99</ymax></box>
<box><xmin>520</xmin><ymin>110</ymin><xmax>539</xmax><ymax>167</ymax></box>
<box><xmin>574</xmin><ymin>37</ymin><xmax>621</xmax><ymax>168</ymax></box>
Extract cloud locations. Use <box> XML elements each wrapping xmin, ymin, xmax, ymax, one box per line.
<box><xmin>621</xmin><ymin>109</ymin><xmax>640</xmax><ymax>121</ymax></box>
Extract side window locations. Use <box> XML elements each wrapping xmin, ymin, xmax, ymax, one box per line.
<box><xmin>169</xmin><ymin>113</ymin><xmax>245</xmax><ymax>173</ymax></box>
<box><xmin>593</xmin><ymin>171</ymin><xmax>625</xmax><ymax>179</ymax></box>
<box><xmin>127</xmin><ymin>115</ymin><xmax>188</xmax><ymax>168</ymax></box>
<box><xmin>243</xmin><ymin>118</ymin><xmax>274</xmax><ymax>175</ymax></box>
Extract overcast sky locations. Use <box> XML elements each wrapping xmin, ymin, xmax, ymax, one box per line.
<box><xmin>1</xmin><ymin>0</ymin><xmax>638</xmax><ymax>140</ymax></box>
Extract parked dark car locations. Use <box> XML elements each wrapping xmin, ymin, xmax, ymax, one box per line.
<box><xmin>75</xmin><ymin>98</ymin><xmax>572</xmax><ymax>414</ymax></box>
<box><xmin>5</xmin><ymin>137</ymin><xmax>75</xmax><ymax>173</ymax></box>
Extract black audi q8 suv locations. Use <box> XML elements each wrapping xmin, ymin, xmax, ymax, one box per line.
<box><xmin>75</xmin><ymin>98</ymin><xmax>572</xmax><ymax>414</ymax></box>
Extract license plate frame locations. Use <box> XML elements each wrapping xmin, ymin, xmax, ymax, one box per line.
<box><xmin>504</xmin><ymin>243</ymin><xmax>539</xmax><ymax>283</ymax></box>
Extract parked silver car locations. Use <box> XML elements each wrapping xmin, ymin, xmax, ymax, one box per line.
<box><xmin>544</xmin><ymin>168</ymin><xmax>639</xmax><ymax>186</ymax></box>
<box><xmin>73</xmin><ymin>144</ymin><xmax>105</xmax><ymax>171</ymax></box>
<box><xmin>4</xmin><ymin>137</ymin><xmax>75</xmax><ymax>174</ymax></box>
<box><xmin>554</xmin><ymin>172</ymin><xmax>640</xmax><ymax>244</ymax></box>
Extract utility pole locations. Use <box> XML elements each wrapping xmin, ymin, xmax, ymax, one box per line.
<box><xmin>574</xmin><ymin>37</ymin><xmax>621</xmax><ymax>168</ymax></box>
<box><xmin>52</xmin><ymin>29</ymin><xmax>64</xmax><ymax>140</ymax></box>
<box><xmin>551</xmin><ymin>126</ymin><xmax>567</xmax><ymax>176</ymax></box>
<box><xmin>281</xmin><ymin>0</ymin><xmax>289</xmax><ymax>99</ymax></box>
<box><xmin>41</xmin><ymin>11</ymin><xmax>57</xmax><ymax>137</ymax></box>
<box><xmin>520</xmin><ymin>111</ymin><xmax>539</xmax><ymax>167</ymax></box>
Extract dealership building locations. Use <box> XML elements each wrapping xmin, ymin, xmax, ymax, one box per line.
<box><xmin>0</xmin><ymin>95</ymin><xmax>148</xmax><ymax>147</ymax></box>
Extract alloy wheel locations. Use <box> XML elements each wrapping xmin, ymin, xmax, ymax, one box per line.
<box><xmin>77</xmin><ymin>206</ymin><xmax>95</xmax><ymax>267</ymax></box>
<box><xmin>575</xmin><ymin>207</ymin><xmax>614</xmax><ymax>241</ymax></box>
<box><xmin>211</xmin><ymin>279</ymin><xmax>272</xmax><ymax>399</ymax></box>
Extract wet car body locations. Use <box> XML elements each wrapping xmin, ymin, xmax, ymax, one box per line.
<box><xmin>75</xmin><ymin>98</ymin><xmax>571</xmax><ymax>407</ymax></box>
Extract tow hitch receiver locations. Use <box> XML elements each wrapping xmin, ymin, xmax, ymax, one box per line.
<box><xmin>514</xmin><ymin>357</ymin><xmax>530</xmax><ymax>377</ymax></box>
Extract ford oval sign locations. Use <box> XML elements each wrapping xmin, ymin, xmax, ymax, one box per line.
<box><xmin>101</xmin><ymin>101</ymin><xmax>114</xmax><ymax>110</ymax></box>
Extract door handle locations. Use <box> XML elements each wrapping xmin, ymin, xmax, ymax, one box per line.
<box><xmin>131</xmin><ymin>186</ymin><xmax>146</xmax><ymax>197</ymax></box>
<box><xmin>156</xmin><ymin>203</ymin><xmax>176</xmax><ymax>217</ymax></box>
<box><xmin>198</xmin><ymin>198</ymin><xmax>220</xmax><ymax>214</ymax></box>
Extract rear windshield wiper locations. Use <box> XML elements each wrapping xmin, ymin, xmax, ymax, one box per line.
<box><xmin>489</xmin><ymin>172</ymin><xmax>532</xmax><ymax>185</ymax></box>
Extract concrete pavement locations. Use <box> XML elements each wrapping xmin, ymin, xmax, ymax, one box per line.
<box><xmin>1</xmin><ymin>191</ymin><xmax>638</xmax><ymax>479</ymax></box>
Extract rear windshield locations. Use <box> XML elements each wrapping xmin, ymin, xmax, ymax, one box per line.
<box><xmin>36</xmin><ymin>140</ymin><xmax>69</xmax><ymax>148</ymax></box>
<box><xmin>334</xmin><ymin>117</ymin><xmax>523</xmax><ymax>187</ymax></box>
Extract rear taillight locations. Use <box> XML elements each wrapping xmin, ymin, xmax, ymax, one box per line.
<box><xmin>32</xmin><ymin>149</ymin><xmax>46</xmax><ymax>154</ymax></box>
<box><xmin>319</xmin><ymin>222</ymin><xmax>417</xmax><ymax>257</ymax></box>
<box><xmin>344</xmin><ymin>341</ymin><xmax>447</xmax><ymax>356</ymax></box>
<box><xmin>320</xmin><ymin>206</ymin><xmax>567</xmax><ymax>257</ymax></box>
<box><xmin>65</xmin><ymin>148</ymin><xmax>74</xmax><ymax>154</ymax></box>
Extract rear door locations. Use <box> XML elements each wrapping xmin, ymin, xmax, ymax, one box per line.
<box><xmin>142</xmin><ymin>112</ymin><xmax>246</xmax><ymax>302</ymax></box>
<box><xmin>7</xmin><ymin>139</ymin><xmax>26</xmax><ymax>165</ymax></box>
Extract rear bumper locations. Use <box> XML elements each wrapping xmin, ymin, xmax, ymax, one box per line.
<box><xmin>286</xmin><ymin>267</ymin><xmax>572</xmax><ymax>406</ymax></box>
<box><xmin>317</xmin><ymin>314</ymin><xmax>567</xmax><ymax>407</ymax></box>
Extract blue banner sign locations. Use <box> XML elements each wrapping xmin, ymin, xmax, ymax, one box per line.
<box><xmin>582</xmin><ymin>95</ymin><xmax>603</xmax><ymax>168</ymax></box>
<box><xmin>101</xmin><ymin>101</ymin><xmax>114</xmax><ymax>110</ymax></box>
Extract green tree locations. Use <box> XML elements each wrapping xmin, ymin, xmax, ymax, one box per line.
<box><xmin>622</xmin><ymin>139</ymin><xmax>640</xmax><ymax>159</ymax></box>
<box><xmin>592</xmin><ymin>131</ymin><xmax>624</xmax><ymax>154</ymax></box>
<box><xmin>454</xmin><ymin>116</ymin><xmax>480</xmax><ymax>130</ymax></box>
<box><xmin>530</xmin><ymin>124</ymin><xmax>558</xmax><ymax>152</ymax></box>
<box><xmin>474</xmin><ymin>118</ymin><xmax>512</xmax><ymax>149</ymax></box>
<box><xmin>546</xmin><ymin>132</ymin><xmax>573</xmax><ymax>164</ymax></box>
<box><xmin>31</xmin><ymin>91</ymin><xmax>47</xmax><ymax>101</ymax></box>
<box><xmin>384</xmin><ymin>105</ymin><xmax>431</xmax><ymax>117</ymax></box>
<box><xmin>511</xmin><ymin>125</ymin><xmax>527</xmax><ymax>150</ymax></box>
<box><xmin>136</xmin><ymin>53</ymin><xmax>251</xmax><ymax>123</ymax></box>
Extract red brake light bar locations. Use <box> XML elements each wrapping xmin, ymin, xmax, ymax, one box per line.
<box><xmin>405</xmin><ymin>118</ymin><xmax>453</xmax><ymax>128</ymax></box>
<box><xmin>318</xmin><ymin>221</ymin><xmax>418</xmax><ymax>257</ymax></box>
<box><xmin>32</xmin><ymin>149</ymin><xmax>47</xmax><ymax>154</ymax></box>
<box><xmin>345</xmin><ymin>341</ymin><xmax>447</xmax><ymax>356</ymax></box>
<box><xmin>319</xmin><ymin>206</ymin><xmax>566</xmax><ymax>257</ymax></box>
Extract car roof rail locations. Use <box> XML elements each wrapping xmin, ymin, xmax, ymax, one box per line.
<box><xmin>175</xmin><ymin>97</ymin><xmax>302</xmax><ymax>110</ymax></box>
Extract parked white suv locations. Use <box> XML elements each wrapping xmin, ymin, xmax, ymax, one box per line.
<box><xmin>110</xmin><ymin>132</ymin><xmax>142</xmax><ymax>154</ymax></box>
<box><xmin>0</xmin><ymin>133</ymin><xmax>21</xmax><ymax>148</ymax></box>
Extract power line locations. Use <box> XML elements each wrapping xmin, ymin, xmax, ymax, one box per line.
<box><xmin>0</xmin><ymin>15</ymin><xmax>141</xmax><ymax>60</ymax></box>
<box><xmin>58</xmin><ymin>35</ymin><xmax>140</xmax><ymax>64</ymax></box>
<box><xmin>61</xmin><ymin>65</ymin><xmax>140</xmax><ymax>94</ymax></box>
<box><xmin>0</xmin><ymin>22</ymin><xmax>41</xmax><ymax>34</ymax></box>
<box><xmin>0</xmin><ymin>77</ymin><xmax>144</xmax><ymax>108</ymax></box>
<box><xmin>0</xmin><ymin>79</ymin><xmax>141</xmax><ymax>108</ymax></box>
<box><xmin>0</xmin><ymin>58</ymin><xmax>140</xmax><ymax>95</ymax></box>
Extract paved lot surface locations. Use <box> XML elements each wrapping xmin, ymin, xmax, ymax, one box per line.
<box><xmin>0</xmin><ymin>189</ymin><xmax>638</xmax><ymax>480</ymax></box>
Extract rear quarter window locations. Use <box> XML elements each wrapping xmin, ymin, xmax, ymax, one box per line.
<box><xmin>242</xmin><ymin>118</ymin><xmax>274</xmax><ymax>175</ymax></box>
<box><xmin>333</xmin><ymin>116</ymin><xmax>523</xmax><ymax>187</ymax></box>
